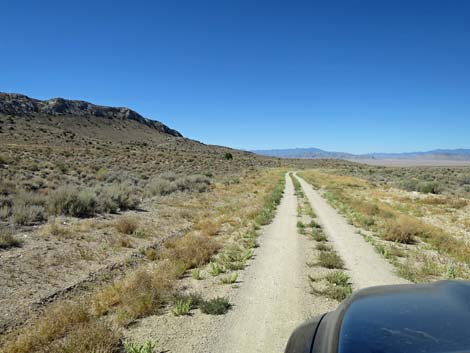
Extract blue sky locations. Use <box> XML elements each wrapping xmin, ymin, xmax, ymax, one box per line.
<box><xmin>1</xmin><ymin>0</ymin><xmax>469</xmax><ymax>153</ymax></box>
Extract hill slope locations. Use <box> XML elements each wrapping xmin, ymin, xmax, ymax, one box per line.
<box><xmin>0</xmin><ymin>92</ymin><xmax>284</xmax><ymax>190</ymax></box>
<box><xmin>0</xmin><ymin>93</ymin><xmax>183</xmax><ymax>145</ymax></box>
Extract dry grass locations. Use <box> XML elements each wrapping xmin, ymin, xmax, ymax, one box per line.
<box><xmin>92</xmin><ymin>265</ymin><xmax>174</xmax><ymax>325</ymax></box>
<box><xmin>46</xmin><ymin>321</ymin><xmax>120</xmax><ymax>353</ymax></box>
<box><xmin>300</xmin><ymin>169</ymin><xmax>470</xmax><ymax>281</ymax></box>
<box><xmin>2</xmin><ymin>301</ymin><xmax>90</xmax><ymax>353</ymax></box>
<box><xmin>1</xmin><ymin>169</ymin><xmax>287</xmax><ymax>353</ymax></box>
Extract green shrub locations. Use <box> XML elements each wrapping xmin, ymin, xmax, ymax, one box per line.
<box><xmin>255</xmin><ymin>180</ymin><xmax>285</xmax><ymax>226</ymax></box>
<box><xmin>147</xmin><ymin>178</ymin><xmax>177</xmax><ymax>196</ymax></box>
<box><xmin>318</xmin><ymin>251</ymin><xmax>344</xmax><ymax>269</ymax></box>
<box><xmin>418</xmin><ymin>181</ymin><xmax>441</xmax><ymax>194</ymax></box>
<box><xmin>12</xmin><ymin>204</ymin><xmax>46</xmax><ymax>225</ymax></box>
<box><xmin>147</xmin><ymin>174</ymin><xmax>211</xmax><ymax>196</ymax></box>
<box><xmin>399</xmin><ymin>179</ymin><xmax>420</xmax><ymax>192</ymax></box>
<box><xmin>100</xmin><ymin>183</ymin><xmax>140</xmax><ymax>211</ymax></box>
<box><xmin>175</xmin><ymin>175</ymin><xmax>211</xmax><ymax>193</ymax></box>
<box><xmin>316</xmin><ymin>243</ymin><xmax>332</xmax><ymax>251</ymax></box>
<box><xmin>47</xmin><ymin>187</ymin><xmax>97</xmax><ymax>217</ymax></box>
<box><xmin>0</xmin><ymin>205</ymin><xmax>11</xmax><ymax>221</ymax></box>
<box><xmin>0</xmin><ymin>180</ymin><xmax>15</xmax><ymax>195</ymax></box>
<box><xmin>322</xmin><ymin>284</ymin><xmax>352</xmax><ymax>301</ymax></box>
<box><xmin>311</xmin><ymin>229</ymin><xmax>327</xmax><ymax>242</ymax></box>
<box><xmin>0</xmin><ymin>227</ymin><xmax>22</xmax><ymax>249</ymax></box>
<box><xmin>159</xmin><ymin>171</ymin><xmax>177</xmax><ymax>181</ymax></box>
<box><xmin>9</xmin><ymin>192</ymin><xmax>46</xmax><ymax>225</ymax></box>
<box><xmin>73</xmin><ymin>190</ymin><xmax>98</xmax><ymax>216</ymax></box>
<box><xmin>325</xmin><ymin>271</ymin><xmax>350</xmax><ymax>287</ymax></box>
<box><xmin>200</xmin><ymin>297</ymin><xmax>232</xmax><ymax>315</ymax></box>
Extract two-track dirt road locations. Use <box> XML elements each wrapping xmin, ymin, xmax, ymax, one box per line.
<box><xmin>137</xmin><ymin>173</ymin><xmax>407</xmax><ymax>353</ymax></box>
<box><xmin>295</xmin><ymin>173</ymin><xmax>407</xmax><ymax>289</ymax></box>
<box><xmin>203</xmin><ymin>173</ymin><xmax>406</xmax><ymax>353</ymax></box>
<box><xmin>203</xmin><ymin>174</ymin><xmax>328</xmax><ymax>353</ymax></box>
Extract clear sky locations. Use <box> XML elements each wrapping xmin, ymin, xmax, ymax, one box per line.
<box><xmin>1</xmin><ymin>0</ymin><xmax>469</xmax><ymax>153</ymax></box>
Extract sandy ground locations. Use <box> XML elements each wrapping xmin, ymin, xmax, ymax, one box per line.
<box><xmin>352</xmin><ymin>158</ymin><xmax>470</xmax><ymax>167</ymax></box>
<box><xmin>295</xmin><ymin>174</ymin><xmax>407</xmax><ymax>289</ymax></box>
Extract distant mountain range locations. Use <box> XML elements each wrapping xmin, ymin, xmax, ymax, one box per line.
<box><xmin>252</xmin><ymin>147</ymin><xmax>470</xmax><ymax>161</ymax></box>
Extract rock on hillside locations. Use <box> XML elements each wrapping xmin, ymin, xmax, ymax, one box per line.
<box><xmin>0</xmin><ymin>92</ymin><xmax>182</xmax><ymax>137</ymax></box>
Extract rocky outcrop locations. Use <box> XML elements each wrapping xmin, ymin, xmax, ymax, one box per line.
<box><xmin>0</xmin><ymin>92</ymin><xmax>182</xmax><ymax>137</ymax></box>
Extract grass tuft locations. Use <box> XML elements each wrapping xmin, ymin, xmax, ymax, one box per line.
<box><xmin>219</xmin><ymin>272</ymin><xmax>238</xmax><ymax>284</ymax></box>
<box><xmin>200</xmin><ymin>297</ymin><xmax>232</xmax><ymax>315</ymax></box>
<box><xmin>172</xmin><ymin>298</ymin><xmax>192</xmax><ymax>316</ymax></box>
<box><xmin>318</xmin><ymin>250</ymin><xmax>345</xmax><ymax>269</ymax></box>
<box><xmin>124</xmin><ymin>341</ymin><xmax>157</xmax><ymax>353</ymax></box>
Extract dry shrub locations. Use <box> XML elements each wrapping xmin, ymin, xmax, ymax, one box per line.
<box><xmin>3</xmin><ymin>301</ymin><xmax>89</xmax><ymax>353</ymax></box>
<box><xmin>351</xmin><ymin>198</ymin><xmax>394</xmax><ymax>219</ymax></box>
<box><xmin>195</xmin><ymin>218</ymin><xmax>220</xmax><ymax>237</ymax></box>
<box><xmin>163</xmin><ymin>234</ymin><xmax>221</xmax><ymax>270</ymax></box>
<box><xmin>421</xmin><ymin>197</ymin><xmax>449</xmax><ymax>206</ymax></box>
<box><xmin>114</xmin><ymin>216</ymin><xmax>138</xmax><ymax>234</ymax></box>
<box><xmin>92</xmin><ymin>284</ymin><xmax>122</xmax><ymax>317</ymax></box>
<box><xmin>117</xmin><ymin>236</ymin><xmax>133</xmax><ymax>248</ymax></box>
<box><xmin>40</xmin><ymin>220</ymin><xmax>71</xmax><ymax>239</ymax></box>
<box><xmin>383</xmin><ymin>216</ymin><xmax>423</xmax><ymax>244</ymax></box>
<box><xmin>463</xmin><ymin>219</ymin><xmax>470</xmax><ymax>229</ymax></box>
<box><xmin>355</xmin><ymin>200</ymin><xmax>380</xmax><ymax>216</ymax></box>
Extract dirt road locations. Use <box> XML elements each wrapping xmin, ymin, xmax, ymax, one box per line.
<box><xmin>133</xmin><ymin>173</ymin><xmax>407</xmax><ymax>353</ymax></box>
<box><xmin>203</xmin><ymin>173</ymin><xmax>407</xmax><ymax>352</ymax></box>
<box><xmin>204</xmin><ymin>174</ymin><xmax>329</xmax><ymax>353</ymax></box>
<box><xmin>295</xmin><ymin>173</ymin><xmax>407</xmax><ymax>289</ymax></box>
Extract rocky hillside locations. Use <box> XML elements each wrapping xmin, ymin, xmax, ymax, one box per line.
<box><xmin>0</xmin><ymin>93</ymin><xmax>182</xmax><ymax>137</ymax></box>
<box><xmin>0</xmin><ymin>92</ymin><xmax>289</xmax><ymax>192</ymax></box>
